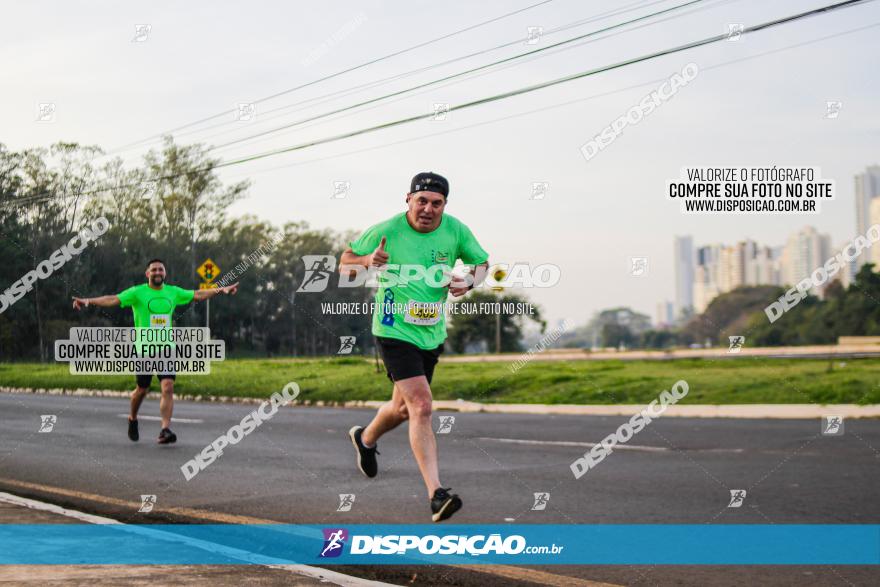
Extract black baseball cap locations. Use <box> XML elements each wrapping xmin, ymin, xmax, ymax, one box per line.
<box><xmin>410</xmin><ymin>172</ymin><xmax>449</xmax><ymax>198</ymax></box>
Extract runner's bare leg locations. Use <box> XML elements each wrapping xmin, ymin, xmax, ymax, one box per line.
<box><xmin>159</xmin><ymin>379</ymin><xmax>174</xmax><ymax>429</ymax></box>
<box><xmin>130</xmin><ymin>385</ymin><xmax>148</xmax><ymax>420</ymax></box>
<box><xmin>395</xmin><ymin>375</ymin><xmax>441</xmax><ymax>497</ymax></box>
<box><xmin>362</xmin><ymin>384</ymin><xmax>408</xmax><ymax>445</ymax></box>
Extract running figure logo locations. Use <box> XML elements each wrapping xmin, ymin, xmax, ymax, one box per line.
<box><xmin>824</xmin><ymin>101</ymin><xmax>843</xmax><ymax>119</ymax></box>
<box><xmin>319</xmin><ymin>528</ymin><xmax>348</xmax><ymax>557</ymax></box>
<box><xmin>132</xmin><ymin>24</ymin><xmax>152</xmax><ymax>43</ymax></box>
<box><xmin>332</xmin><ymin>181</ymin><xmax>351</xmax><ymax>199</ymax></box>
<box><xmin>298</xmin><ymin>255</ymin><xmax>336</xmax><ymax>293</ymax></box>
<box><xmin>525</xmin><ymin>26</ymin><xmax>543</xmax><ymax>45</ymax></box>
<box><xmin>237</xmin><ymin>103</ymin><xmax>256</xmax><ymax>122</ymax></box>
<box><xmin>727</xmin><ymin>489</ymin><xmax>746</xmax><ymax>508</ymax></box>
<box><xmin>436</xmin><ymin>415</ymin><xmax>455</xmax><ymax>434</ymax></box>
<box><xmin>531</xmin><ymin>492</ymin><xmax>550</xmax><ymax>511</ymax></box>
<box><xmin>336</xmin><ymin>494</ymin><xmax>355</xmax><ymax>512</ymax></box>
<box><xmin>630</xmin><ymin>257</ymin><xmax>648</xmax><ymax>276</ymax></box>
<box><xmin>38</xmin><ymin>415</ymin><xmax>57</xmax><ymax>433</ymax></box>
<box><xmin>726</xmin><ymin>23</ymin><xmax>744</xmax><ymax>41</ymax></box>
<box><xmin>432</xmin><ymin>103</ymin><xmax>449</xmax><ymax>121</ymax></box>
<box><xmin>36</xmin><ymin>103</ymin><xmax>56</xmax><ymax>123</ymax></box>
<box><xmin>141</xmin><ymin>180</ymin><xmax>158</xmax><ymax>200</ymax></box>
<box><xmin>138</xmin><ymin>494</ymin><xmax>157</xmax><ymax>513</ymax></box>
<box><xmin>821</xmin><ymin>415</ymin><xmax>844</xmax><ymax>436</ymax></box>
<box><xmin>337</xmin><ymin>336</ymin><xmax>356</xmax><ymax>355</ymax></box>
<box><xmin>530</xmin><ymin>182</ymin><xmax>549</xmax><ymax>200</ymax></box>
<box><xmin>728</xmin><ymin>336</ymin><xmax>745</xmax><ymax>353</ymax></box>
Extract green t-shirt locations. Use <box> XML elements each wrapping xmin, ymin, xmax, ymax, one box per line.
<box><xmin>350</xmin><ymin>213</ymin><xmax>488</xmax><ymax>350</ymax></box>
<box><xmin>117</xmin><ymin>283</ymin><xmax>194</xmax><ymax>354</ymax></box>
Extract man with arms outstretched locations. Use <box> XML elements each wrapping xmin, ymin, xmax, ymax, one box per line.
<box><xmin>72</xmin><ymin>259</ymin><xmax>238</xmax><ymax>443</ymax></box>
<box><xmin>340</xmin><ymin>172</ymin><xmax>488</xmax><ymax>522</ymax></box>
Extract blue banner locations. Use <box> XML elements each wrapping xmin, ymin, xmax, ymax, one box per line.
<box><xmin>1</xmin><ymin>524</ymin><xmax>878</xmax><ymax>565</ymax></box>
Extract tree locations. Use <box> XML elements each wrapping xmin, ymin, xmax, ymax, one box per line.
<box><xmin>681</xmin><ymin>285</ymin><xmax>785</xmax><ymax>346</ymax></box>
<box><xmin>601</xmin><ymin>322</ymin><xmax>634</xmax><ymax>348</ymax></box>
<box><xmin>446</xmin><ymin>290</ymin><xmax>544</xmax><ymax>353</ymax></box>
<box><xmin>640</xmin><ymin>329</ymin><xmax>677</xmax><ymax>349</ymax></box>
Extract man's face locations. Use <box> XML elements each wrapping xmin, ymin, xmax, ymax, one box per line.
<box><xmin>406</xmin><ymin>191</ymin><xmax>446</xmax><ymax>232</ymax></box>
<box><xmin>146</xmin><ymin>262</ymin><xmax>166</xmax><ymax>287</ymax></box>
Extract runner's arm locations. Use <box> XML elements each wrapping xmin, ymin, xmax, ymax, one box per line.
<box><xmin>340</xmin><ymin>238</ymin><xmax>387</xmax><ymax>275</ymax></box>
<box><xmin>193</xmin><ymin>282</ymin><xmax>238</xmax><ymax>301</ymax></box>
<box><xmin>339</xmin><ymin>247</ymin><xmax>370</xmax><ymax>276</ymax></box>
<box><xmin>450</xmin><ymin>261</ymin><xmax>489</xmax><ymax>296</ymax></box>
<box><xmin>469</xmin><ymin>261</ymin><xmax>490</xmax><ymax>289</ymax></box>
<box><xmin>339</xmin><ymin>247</ymin><xmax>370</xmax><ymax>267</ymax></box>
<box><xmin>72</xmin><ymin>295</ymin><xmax>120</xmax><ymax>310</ymax></box>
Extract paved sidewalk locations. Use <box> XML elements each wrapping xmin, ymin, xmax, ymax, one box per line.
<box><xmin>0</xmin><ymin>494</ymin><xmax>387</xmax><ymax>586</ymax></box>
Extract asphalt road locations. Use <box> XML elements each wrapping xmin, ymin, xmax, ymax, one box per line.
<box><xmin>1</xmin><ymin>392</ymin><xmax>878</xmax><ymax>586</ymax></box>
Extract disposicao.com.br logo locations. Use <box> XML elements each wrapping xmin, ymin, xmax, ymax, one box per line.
<box><xmin>318</xmin><ymin>528</ymin><xmax>563</xmax><ymax>557</ymax></box>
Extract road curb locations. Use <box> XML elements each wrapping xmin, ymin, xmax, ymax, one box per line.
<box><xmin>3</xmin><ymin>386</ymin><xmax>879</xmax><ymax>419</ymax></box>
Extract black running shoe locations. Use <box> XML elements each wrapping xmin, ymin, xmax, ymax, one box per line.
<box><xmin>431</xmin><ymin>487</ymin><xmax>462</xmax><ymax>522</ymax></box>
<box><xmin>128</xmin><ymin>418</ymin><xmax>139</xmax><ymax>442</ymax></box>
<box><xmin>348</xmin><ymin>426</ymin><xmax>379</xmax><ymax>478</ymax></box>
<box><xmin>157</xmin><ymin>427</ymin><xmax>177</xmax><ymax>444</ymax></box>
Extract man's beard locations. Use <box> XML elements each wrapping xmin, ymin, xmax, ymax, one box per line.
<box><xmin>150</xmin><ymin>275</ymin><xmax>164</xmax><ymax>286</ymax></box>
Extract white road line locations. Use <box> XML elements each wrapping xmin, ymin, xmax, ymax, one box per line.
<box><xmin>476</xmin><ymin>437</ymin><xmax>669</xmax><ymax>452</ymax></box>
<box><xmin>117</xmin><ymin>414</ymin><xmax>204</xmax><ymax>423</ymax></box>
<box><xmin>0</xmin><ymin>491</ymin><xmax>392</xmax><ymax>587</ymax></box>
<box><xmin>0</xmin><ymin>492</ymin><xmax>120</xmax><ymax>525</ymax></box>
<box><xmin>477</xmin><ymin>437</ymin><xmax>745</xmax><ymax>454</ymax></box>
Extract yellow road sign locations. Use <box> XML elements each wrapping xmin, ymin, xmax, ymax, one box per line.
<box><xmin>489</xmin><ymin>265</ymin><xmax>507</xmax><ymax>292</ymax></box>
<box><xmin>199</xmin><ymin>282</ymin><xmax>218</xmax><ymax>290</ymax></box>
<box><xmin>197</xmin><ymin>258</ymin><xmax>220</xmax><ymax>282</ymax></box>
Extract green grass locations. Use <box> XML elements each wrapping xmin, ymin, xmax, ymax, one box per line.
<box><xmin>1</xmin><ymin>356</ymin><xmax>878</xmax><ymax>404</ymax></box>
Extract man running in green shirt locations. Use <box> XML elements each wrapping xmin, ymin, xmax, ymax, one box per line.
<box><xmin>72</xmin><ymin>259</ymin><xmax>238</xmax><ymax>444</ymax></box>
<box><xmin>341</xmin><ymin>172</ymin><xmax>488</xmax><ymax>522</ymax></box>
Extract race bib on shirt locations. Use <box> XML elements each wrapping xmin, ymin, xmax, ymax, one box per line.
<box><xmin>150</xmin><ymin>314</ymin><xmax>170</xmax><ymax>328</ymax></box>
<box><xmin>403</xmin><ymin>300</ymin><xmax>443</xmax><ymax>326</ymax></box>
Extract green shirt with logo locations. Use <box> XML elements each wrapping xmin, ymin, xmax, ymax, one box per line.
<box><xmin>117</xmin><ymin>283</ymin><xmax>194</xmax><ymax>354</ymax></box>
<box><xmin>350</xmin><ymin>213</ymin><xmax>488</xmax><ymax>350</ymax></box>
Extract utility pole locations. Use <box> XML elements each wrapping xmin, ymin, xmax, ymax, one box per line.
<box><xmin>490</xmin><ymin>266</ymin><xmax>507</xmax><ymax>354</ymax></box>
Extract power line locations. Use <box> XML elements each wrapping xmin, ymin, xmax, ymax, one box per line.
<box><xmin>134</xmin><ymin>0</ymin><xmax>670</xmax><ymax>149</ymax></box>
<box><xmin>206</xmin><ymin>0</ymin><xmax>730</xmax><ymax>157</ymax></box>
<box><xmin>102</xmin><ymin>0</ymin><xmax>703</xmax><ymax>161</ymax></box>
<box><xmin>218</xmin><ymin>20</ymin><xmax>880</xmax><ymax>181</ymax></box>
<box><xmin>213</xmin><ymin>0</ymin><xmax>872</xmax><ymax>166</ymax></box>
<box><xmin>5</xmin><ymin>0</ymin><xmax>872</xmax><ymax>209</ymax></box>
<box><xmin>206</xmin><ymin>0</ymin><xmax>713</xmax><ymax>153</ymax></box>
<box><xmin>105</xmin><ymin>0</ymin><xmax>560</xmax><ymax>155</ymax></box>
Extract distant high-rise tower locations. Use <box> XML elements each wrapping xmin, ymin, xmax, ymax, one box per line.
<box><xmin>673</xmin><ymin>236</ymin><xmax>694</xmax><ymax>318</ymax></box>
<box><xmin>780</xmin><ymin>226</ymin><xmax>832</xmax><ymax>293</ymax></box>
<box><xmin>693</xmin><ymin>244</ymin><xmax>722</xmax><ymax>313</ymax></box>
<box><xmin>868</xmin><ymin>198</ymin><xmax>880</xmax><ymax>270</ymax></box>
<box><xmin>655</xmin><ymin>301</ymin><xmax>674</xmax><ymax>328</ymax></box>
<box><xmin>855</xmin><ymin>165</ymin><xmax>880</xmax><ymax>268</ymax></box>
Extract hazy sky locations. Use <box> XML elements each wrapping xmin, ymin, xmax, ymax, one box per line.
<box><xmin>3</xmin><ymin>0</ymin><xmax>879</xmax><ymax>327</ymax></box>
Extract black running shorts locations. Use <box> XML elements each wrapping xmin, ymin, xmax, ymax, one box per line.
<box><xmin>134</xmin><ymin>351</ymin><xmax>177</xmax><ymax>389</ymax></box>
<box><xmin>136</xmin><ymin>371</ymin><xmax>176</xmax><ymax>389</ymax></box>
<box><xmin>376</xmin><ymin>336</ymin><xmax>444</xmax><ymax>384</ymax></box>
